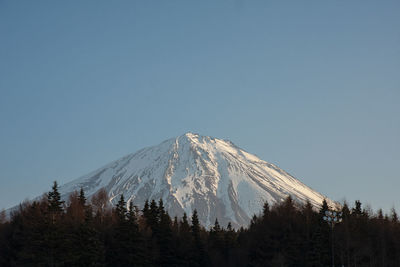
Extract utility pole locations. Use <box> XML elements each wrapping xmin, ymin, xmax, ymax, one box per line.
<box><xmin>323</xmin><ymin>210</ymin><xmax>342</xmax><ymax>267</ymax></box>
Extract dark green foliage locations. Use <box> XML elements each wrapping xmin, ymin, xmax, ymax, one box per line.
<box><xmin>115</xmin><ymin>194</ymin><xmax>127</xmax><ymax>221</ymax></box>
<box><xmin>158</xmin><ymin>209</ymin><xmax>175</xmax><ymax>265</ymax></box>
<box><xmin>1</xmin><ymin>182</ymin><xmax>400</xmax><ymax>267</ymax></box>
<box><xmin>79</xmin><ymin>187</ymin><xmax>86</xmax><ymax>206</ymax></box>
<box><xmin>190</xmin><ymin>210</ymin><xmax>209</xmax><ymax>266</ymax></box>
<box><xmin>208</xmin><ymin>218</ymin><xmax>225</xmax><ymax>265</ymax></box>
<box><xmin>107</xmin><ymin>195</ymin><xmax>145</xmax><ymax>266</ymax></box>
<box><xmin>191</xmin><ymin>209</ymin><xmax>200</xmax><ymax>238</ymax></box>
<box><xmin>319</xmin><ymin>198</ymin><xmax>329</xmax><ymax>217</ymax></box>
<box><xmin>145</xmin><ymin>199</ymin><xmax>159</xmax><ymax>235</ymax></box>
<box><xmin>175</xmin><ymin>212</ymin><xmax>194</xmax><ymax>265</ymax></box>
<box><xmin>391</xmin><ymin>207</ymin><xmax>398</xmax><ymax>223</ymax></box>
<box><xmin>181</xmin><ymin>212</ymin><xmax>190</xmax><ymax>233</ymax></box>
<box><xmin>47</xmin><ymin>181</ymin><xmax>64</xmax><ymax>223</ymax></box>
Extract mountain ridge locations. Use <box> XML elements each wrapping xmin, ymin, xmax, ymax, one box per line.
<box><xmin>53</xmin><ymin>132</ymin><xmax>335</xmax><ymax>227</ymax></box>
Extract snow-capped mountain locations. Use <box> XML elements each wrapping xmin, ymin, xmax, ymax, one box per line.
<box><xmin>60</xmin><ymin>133</ymin><xmax>333</xmax><ymax>227</ymax></box>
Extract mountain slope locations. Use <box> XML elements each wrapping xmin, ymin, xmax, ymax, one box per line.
<box><xmin>60</xmin><ymin>133</ymin><xmax>333</xmax><ymax>227</ymax></box>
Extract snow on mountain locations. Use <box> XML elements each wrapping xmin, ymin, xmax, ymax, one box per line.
<box><xmin>60</xmin><ymin>132</ymin><xmax>334</xmax><ymax>228</ymax></box>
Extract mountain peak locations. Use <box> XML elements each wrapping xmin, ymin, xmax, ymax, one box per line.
<box><xmin>179</xmin><ymin>132</ymin><xmax>213</xmax><ymax>144</ymax></box>
<box><xmin>179</xmin><ymin>132</ymin><xmax>202</xmax><ymax>143</ymax></box>
<box><xmin>59</xmin><ymin>134</ymin><xmax>334</xmax><ymax>228</ymax></box>
<box><xmin>178</xmin><ymin>132</ymin><xmax>237</xmax><ymax>150</ymax></box>
<box><xmin>182</xmin><ymin>131</ymin><xmax>199</xmax><ymax>138</ymax></box>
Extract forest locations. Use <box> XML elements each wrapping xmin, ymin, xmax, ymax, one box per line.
<box><xmin>0</xmin><ymin>181</ymin><xmax>399</xmax><ymax>267</ymax></box>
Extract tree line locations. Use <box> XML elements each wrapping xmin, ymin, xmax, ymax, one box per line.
<box><xmin>0</xmin><ymin>181</ymin><xmax>399</xmax><ymax>266</ymax></box>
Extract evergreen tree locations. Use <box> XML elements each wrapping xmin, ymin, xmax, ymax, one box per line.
<box><xmin>181</xmin><ymin>213</ymin><xmax>190</xmax><ymax>233</ymax></box>
<box><xmin>209</xmin><ymin>218</ymin><xmax>223</xmax><ymax>249</ymax></box>
<box><xmin>191</xmin><ymin>210</ymin><xmax>200</xmax><ymax>240</ymax></box>
<box><xmin>147</xmin><ymin>199</ymin><xmax>159</xmax><ymax>234</ymax></box>
<box><xmin>3</xmin><ymin>181</ymin><xmax>400</xmax><ymax>267</ymax></box>
<box><xmin>319</xmin><ymin>199</ymin><xmax>329</xmax><ymax>218</ymax></box>
<box><xmin>46</xmin><ymin>182</ymin><xmax>66</xmax><ymax>266</ymax></box>
<box><xmin>172</xmin><ymin>216</ymin><xmax>179</xmax><ymax>233</ymax></box>
<box><xmin>157</xmin><ymin>211</ymin><xmax>175</xmax><ymax>265</ymax></box>
<box><xmin>115</xmin><ymin>194</ymin><xmax>127</xmax><ymax>222</ymax></box>
<box><xmin>78</xmin><ymin>187</ymin><xmax>86</xmax><ymax>206</ymax></box>
<box><xmin>64</xmin><ymin>200</ymin><xmax>105</xmax><ymax>267</ymax></box>
<box><xmin>177</xmin><ymin>212</ymin><xmax>194</xmax><ymax>266</ymax></box>
<box><xmin>13</xmin><ymin>200</ymin><xmax>50</xmax><ymax>266</ymax></box>
<box><xmin>262</xmin><ymin>201</ymin><xmax>270</xmax><ymax>221</ymax></box>
<box><xmin>191</xmin><ymin>210</ymin><xmax>207</xmax><ymax>266</ymax></box>
<box><xmin>352</xmin><ymin>200</ymin><xmax>363</xmax><ymax>217</ymax></box>
<box><xmin>341</xmin><ymin>202</ymin><xmax>351</xmax><ymax>219</ymax></box>
<box><xmin>340</xmin><ymin>201</ymin><xmax>351</xmax><ymax>266</ymax></box>
<box><xmin>315</xmin><ymin>199</ymin><xmax>330</xmax><ymax>265</ymax></box>
<box><xmin>302</xmin><ymin>200</ymin><xmax>320</xmax><ymax>266</ymax></box>
<box><xmin>391</xmin><ymin>207</ymin><xmax>398</xmax><ymax>223</ymax></box>
<box><xmin>225</xmin><ymin>222</ymin><xmax>237</xmax><ymax>252</ymax></box>
<box><xmin>127</xmin><ymin>202</ymin><xmax>138</xmax><ymax>229</ymax></box>
<box><xmin>107</xmin><ymin>195</ymin><xmax>143</xmax><ymax>266</ymax></box>
<box><xmin>158</xmin><ymin>198</ymin><xmax>165</xmax><ymax>217</ymax></box>
<box><xmin>143</xmin><ymin>200</ymin><xmax>150</xmax><ymax>217</ymax></box>
<box><xmin>209</xmin><ymin>218</ymin><xmax>225</xmax><ymax>265</ymax></box>
<box><xmin>126</xmin><ymin>201</ymin><xmax>146</xmax><ymax>266</ymax></box>
<box><xmin>47</xmin><ymin>181</ymin><xmax>64</xmax><ymax>223</ymax></box>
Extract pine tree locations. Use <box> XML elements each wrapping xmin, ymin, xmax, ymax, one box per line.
<box><xmin>209</xmin><ymin>218</ymin><xmax>223</xmax><ymax>248</ymax></box>
<box><xmin>340</xmin><ymin>201</ymin><xmax>351</xmax><ymax>266</ymax></box>
<box><xmin>147</xmin><ymin>199</ymin><xmax>159</xmax><ymax>234</ymax></box>
<box><xmin>352</xmin><ymin>200</ymin><xmax>363</xmax><ymax>217</ymax></box>
<box><xmin>64</xmin><ymin>199</ymin><xmax>105</xmax><ymax>267</ymax></box>
<box><xmin>108</xmin><ymin>195</ymin><xmax>143</xmax><ymax>266</ymax></box>
<box><xmin>191</xmin><ymin>210</ymin><xmax>200</xmax><ymax>240</ymax></box>
<box><xmin>181</xmin><ymin>213</ymin><xmax>190</xmax><ymax>233</ymax></box>
<box><xmin>126</xmin><ymin>201</ymin><xmax>146</xmax><ymax>266</ymax></box>
<box><xmin>47</xmin><ymin>181</ymin><xmax>64</xmax><ymax>223</ymax></box>
<box><xmin>158</xmin><ymin>198</ymin><xmax>165</xmax><ymax>217</ymax></box>
<box><xmin>172</xmin><ymin>216</ymin><xmax>179</xmax><ymax>233</ymax></box>
<box><xmin>262</xmin><ymin>201</ymin><xmax>270</xmax><ymax>221</ymax></box>
<box><xmin>115</xmin><ymin>194</ymin><xmax>127</xmax><ymax>222</ymax></box>
<box><xmin>319</xmin><ymin>199</ymin><xmax>329</xmax><ymax>218</ymax></box>
<box><xmin>378</xmin><ymin>209</ymin><xmax>384</xmax><ymax>220</ymax></box>
<box><xmin>177</xmin><ymin>212</ymin><xmax>194</xmax><ymax>266</ymax></box>
<box><xmin>209</xmin><ymin>218</ymin><xmax>225</xmax><ymax>265</ymax></box>
<box><xmin>314</xmin><ymin>199</ymin><xmax>330</xmax><ymax>265</ymax></box>
<box><xmin>191</xmin><ymin>210</ymin><xmax>207</xmax><ymax>266</ymax></box>
<box><xmin>225</xmin><ymin>222</ymin><xmax>237</xmax><ymax>251</ymax></box>
<box><xmin>391</xmin><ymin>207</ymin><xmax>398</xmax><ymax>223</ymax></box>
<box><xmin>341</xmin><ymin>202</ymin><xmax>351</xmax><ymax>219</ymax></box>
<box><xmin>13</xmin><ymin>200</ymin><xmax>50</xmax><ymax>266</ymax></box>
<box><xmin>46</xmin><ymin>181</ymin><xmax>66</xmax><ymax>266</ymax></box>
<box><xmin>143</xmin><ymin>200</ymin><xmax>150</xmax><ymax>216</ymax></box>
<box><xmin>158</xmin><ymin>211</ymin><xmax>175</xmax><ymax>265</ymax></box>
<box><xmin>0</xmin><ymin>210</ymin><xmax>6</xmax><ymax>224</ymax></box>
<box><xmin>78</xmin><ymin>187</ymin><xmax>86</xmax><ymax>206</ymax></box>
<box><xmin>0</xmin><ymin>209</ymin><xmax>10</xmax><ymax>266</ymax></box>
<box><xmin>127</xmin><ymin>202</ymin><xmax>138</xmax><ymax>229</ymax></box>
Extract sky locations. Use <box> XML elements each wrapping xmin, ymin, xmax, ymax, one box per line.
<box><xmin>0</xmin><ymin>1</ymin><xmax>399</xmax><ymax>213</ymax></box>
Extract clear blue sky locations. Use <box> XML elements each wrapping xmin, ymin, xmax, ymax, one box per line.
<box><xmin>1</xmin><ymin>1</ymin><xmax>399</xmax><ymax>213</ymax></box>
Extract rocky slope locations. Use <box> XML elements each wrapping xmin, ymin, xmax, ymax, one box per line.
<box><xmin>60</xmin><ymin>132</ymin><xmax>333</xmax><ymax>227</ymax></box>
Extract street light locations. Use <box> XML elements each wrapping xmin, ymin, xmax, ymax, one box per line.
<box><xmin>323</xmin><ymin>210</ymin><xmax>342</xmax><ymax>267</ymax></box>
